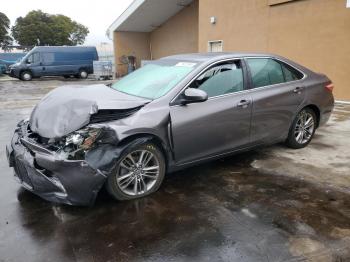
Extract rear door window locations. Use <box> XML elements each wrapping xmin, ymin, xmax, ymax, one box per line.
<box><xmin>247</xmin><ymin>58</ymin><xmax>303</xmax><ymax>88</ymax></box>
<box><xmin>247</xmin><ymin>58</ymin><xmax>284</xmax><ymax>88</ymax></box>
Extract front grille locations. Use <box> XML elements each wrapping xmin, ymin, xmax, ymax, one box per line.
<box><xmin>90</xmin><ymin>107</ymin><xmax>142</xmax><ymax>124</ymax></box>
<box><xmin>14</xmin><ymin>158</ymin><xmax>33</xmax><ymax>188</ymax></box>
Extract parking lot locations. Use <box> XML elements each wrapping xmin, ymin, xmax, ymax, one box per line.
<box><xmin>0</xmin><ymin>78</ymin><xmax>349</xmax><ymax>262</ymax></box>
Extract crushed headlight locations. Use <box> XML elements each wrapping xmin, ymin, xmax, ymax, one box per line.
<box><xmin>57</xmin><ymin>128</ymin><xmax>101</xmax><ymax>160</ymax></box>
<box><xmin>66</xmin><ymin>128</ymin><xmax>101</xmax><ymax>149</ymax></box>
<box><xmin>80</xmin><ymin>129</ymin><xmax>101</xmax><ymax>150</ymax></box>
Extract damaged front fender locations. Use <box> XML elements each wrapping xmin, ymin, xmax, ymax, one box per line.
<box><xmin>85</xmin><ymin>136</ymin><xmax>154</xmax><ymax>175</ymax></box>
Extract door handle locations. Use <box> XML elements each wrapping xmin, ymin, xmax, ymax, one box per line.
<box><xmin>293</xmin><ymin>87</ymin><xmax>303</xmax><ymax>94</ymax></box>
<box><xmin>237</xmin><ymin>99</ymin><xmax>251</xmax><ymax>108</ymax></box>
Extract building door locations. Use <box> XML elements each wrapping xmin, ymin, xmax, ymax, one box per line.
<box><xmin>208</xmin><ymin>41</ymin><xmax>223</xmax><ymax>52</ymax></box>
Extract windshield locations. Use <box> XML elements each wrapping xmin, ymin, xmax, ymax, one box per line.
<box><xmin>111</xmin><ymin>61</ymin><xmax>197</xmax><ymax>99</ymax></box>
<box><xmin>20</xmin><ymin>51</ymin><xmax>32</xmax><ymax>63</ymax></box>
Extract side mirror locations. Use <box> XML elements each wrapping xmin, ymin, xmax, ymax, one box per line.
<box><xmin>25</xmin><ymin>59</ymin><xmax>30</xmax><ymax>64</ymax></box>
<box><xmin>181</xmin><ymin>88</ymin><xmax>208</xmax><ymax>105</ymax></box>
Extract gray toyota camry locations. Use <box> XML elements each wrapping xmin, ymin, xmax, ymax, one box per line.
<box><xmin>6</xmin><ymin>53</ymin><xmax>334</xmax><ymax>206</ymax></box>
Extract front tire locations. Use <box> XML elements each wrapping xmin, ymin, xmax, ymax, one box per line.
<box><xmin>106</xmin><ymin>142</ymin><xmax>166</xmax><ymax>201</ymax></box>
<box><xmin>286</xmin><ymin>108</ymin><xmax>316</xmax><ymax>149</ymax></box>
<box><xmin>20</xmin><ymin>71</ymin><xmax>32</xmax><ymax>81</ymax></box>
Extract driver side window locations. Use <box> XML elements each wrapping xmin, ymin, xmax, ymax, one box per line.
<box><xmin>189</xmin><ymin>60</ymin><xmax>244</xmax><ymax>98</ymax></box>
<box><xmin>27</xmin><ymin>53</ymin><xmax>40</xmax><ymax>64</ymax></box>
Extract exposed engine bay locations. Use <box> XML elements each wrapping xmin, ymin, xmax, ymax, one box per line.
<box><xmin>26</xmin><ymin>124</ymin><xmax>101</xmax><ymax>160</ymax></box>
<box><xmin>24</xmin><ymin>104</ymin><xmax>142</xmax><ymax>161</ymax></box>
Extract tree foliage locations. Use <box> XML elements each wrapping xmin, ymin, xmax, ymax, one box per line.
<box><xmin>12</xmin><ymin>10</ymin><xmax>89</xmax><ymax>46</ymax></box>
<box><xmin>0</xmin><ymin>12</ymin><xmax>13</xmax><ymax>49</ymax></box>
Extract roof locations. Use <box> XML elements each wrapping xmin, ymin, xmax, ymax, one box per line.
<box><xmin>160</xmin><ymin>52</ymin><xmax>281</xmax><ymax>62</ymax></box>
<box><xmin>107</xmin><ymin>0</ymin><xmax>193</xmax><ymax>38</ymax></box>
<box><xmin>30</xmin><ymin>46</ymin><xmax>97</xmax><ymax>52</ymax></box>
<box><xmin>158</xmin><ymin>52</ymin><xmax>311</xmax><ymax>74</ymax></box>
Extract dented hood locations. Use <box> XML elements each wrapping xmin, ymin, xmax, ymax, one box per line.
<box><xmin>29</xmin><ymin>84</ymin><xmax>149</xmax><ymax>138</ymax></box>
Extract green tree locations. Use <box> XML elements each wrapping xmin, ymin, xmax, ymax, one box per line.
<box><xmin>12</xmin><ymin>10</ymin><xmax>89</xmax><ymax>46</ymax></box>
<box><xmin>0</xmin><ymin>12</ymin><xmax>13</xmax><ymax>50</ymax></box>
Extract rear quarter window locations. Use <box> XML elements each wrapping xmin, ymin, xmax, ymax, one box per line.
<box><xmin>280</xmin><ymin>62</ymin><xmax>304</xmax><ymax>82</ymax></box>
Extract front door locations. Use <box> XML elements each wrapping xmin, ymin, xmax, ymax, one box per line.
<box><xmin>26</xmin><ymin>52</ymin><xmax>43</xmax><ymax>76</ymax></box>
<box><xmin>246</xmin><ymin>58</ymin><xmax>305</xmax><ymax>144</ymax></box>
<box><xmin>170</xmin><ymin>59</ymin><xmax>252</xmax><ymax>165</ymax></box>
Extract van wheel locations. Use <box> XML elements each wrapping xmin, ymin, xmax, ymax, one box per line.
<box><xmin>20</xmin><ymin>71</ymin><xmax>32</xmax><ymax>81</ymax></box>
<box><xmin>79</xmin><ymin>69</ymin><xmax>88</xmax><ymax>79</ymax></box>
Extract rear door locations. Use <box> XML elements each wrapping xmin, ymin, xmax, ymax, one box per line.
<box><xmin>170</xmin><ymin>59</ymin><xmax>252</xmax><ymax>164</ymax></box>
<box><xmin>246</xmin><ymin>57</ymin><xmax>305</xmax><ymax>144</ymax></box>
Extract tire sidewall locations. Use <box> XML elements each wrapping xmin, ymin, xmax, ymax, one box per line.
<box><xmin>106</xmin><ymin>142</ymin><xmax>166</xmax><ymax>201</ymax></box>
<box><xmin>287</xmin><ymin>108</ymin><xmax>316</xmax><ymax>149</ymax></box>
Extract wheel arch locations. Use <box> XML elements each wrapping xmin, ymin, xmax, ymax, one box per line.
<box><xmin>304</xmin><ymin>104</ymin><xmax>320</xmax><ymax>128</ymax></box>
<box><xmin>117</xmin><ymin>133</ymin><xmax>171</xmax><ymax>169</ymax></box>
<box><xmin>20</xmin><ymin>69</ymin><xmax>33</xmax><ymax>77</ymax></box>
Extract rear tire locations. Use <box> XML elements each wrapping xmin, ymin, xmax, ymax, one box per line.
<box><xmin>106</xmin><ymin>142</ymin><xmax>166</xmax><ymax>201</ymax></box>
<box><xmin>20</xmin><ymin>71</ymin><xmax>32</xmax><ymax>81</ymax></box>
<box><xmin>78</xmin><ymin>69</ymin><xmax>88</xmax><ymax>79</ymax></box>
<box><xmin>286</xmin><ymin>108</ymin><xmax>316</xmax><ymax>149</ymax></box>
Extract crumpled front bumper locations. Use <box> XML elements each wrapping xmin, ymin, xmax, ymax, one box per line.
<box><xmin>8</xmin><ymin>68</ymin><xmax>19</xmax><ymax>78</ymax></box>
<box><xmin>6</xmin><ymin>125</ymin><xmax>107</xmax><ymax>206</ymax></box>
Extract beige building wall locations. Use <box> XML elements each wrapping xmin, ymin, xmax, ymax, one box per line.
<box><xmin>113</xmin><ymin>31</ymin><xmax>151</xmax><ymax>77</ymax></box>
<box><xmin>150</xmin><ymin>0</ymin><xmax>199</xmax><ymax>59</ymax></box>
<box><xmin>199</xmin><ymin>0</ymin><xmax>270</xmax><ymax>52</ymax></box>
<box><xmin>198</xmin><ymin>0</ymin><xmax>350</xmax><ymax>100</ymax></box>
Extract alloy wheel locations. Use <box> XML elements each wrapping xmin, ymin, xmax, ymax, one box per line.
<box><xmin>116</xmin><ymin>150</ymin><xmax>160</xmax><ymax>196</ymax></box>
<box><xmin>294</xmin><ymin>111</ymin><xmax>315</xmax><ymax>144</ymax></box>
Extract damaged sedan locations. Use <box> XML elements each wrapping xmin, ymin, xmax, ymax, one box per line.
<box><xmin>6</xmin><ymin>53</ymin><xmax>334</xmax><ymax>206</ymax></box>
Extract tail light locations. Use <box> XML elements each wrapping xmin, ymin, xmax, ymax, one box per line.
<box><xmin>325</xmin><ymin>83</ymin><xmax>334</xmax><ymax>93</ymax></box>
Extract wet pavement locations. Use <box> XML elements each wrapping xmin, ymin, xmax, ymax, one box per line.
<box><xmin>0</xmin><ymin>78</ymin><xmax>349</xmax><ymax>262</ymax></box>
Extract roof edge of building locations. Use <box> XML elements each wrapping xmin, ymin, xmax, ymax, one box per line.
<box><xmin>107</xmin><ymin>0</ymin><xmax>145</xmax><ymax>39</ymax></box>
